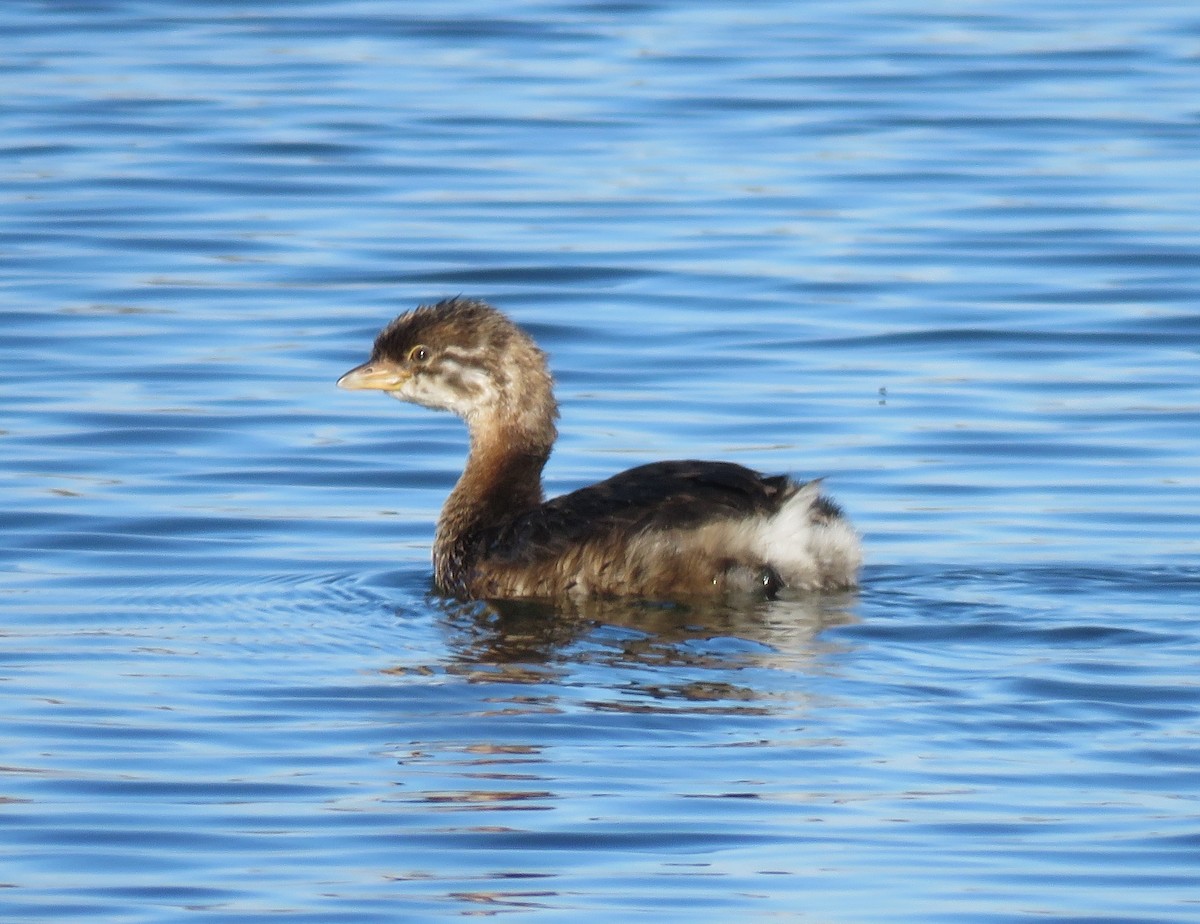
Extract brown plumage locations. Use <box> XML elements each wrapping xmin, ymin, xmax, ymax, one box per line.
<box><xmin>338</xmin><ymin>298</ymin><xmax>861</xmax><ymax>600</ymax></box>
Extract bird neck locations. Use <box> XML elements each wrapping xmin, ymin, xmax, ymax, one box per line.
<box><xmin>434</xmin><ymin>414</ymin><xmax>554</xmax><ymax>575</ymax></box>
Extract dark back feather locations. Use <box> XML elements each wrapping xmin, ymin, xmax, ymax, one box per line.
<box><xmin>470</xmin><ymin>460</ymin><xmax>793</xmax><ymax>569</ymax></box>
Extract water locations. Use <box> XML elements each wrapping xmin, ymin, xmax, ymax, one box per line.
<box><xmin>3</xmin><ymin>1</ymin><xmax>1199</xmax><ymax>921</ymax></box>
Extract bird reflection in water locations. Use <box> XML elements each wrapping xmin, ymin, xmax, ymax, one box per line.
<box><xmin>409</xmin><ymin>590</ymin><xmax>860</xmax><ymax>710</ymax></box>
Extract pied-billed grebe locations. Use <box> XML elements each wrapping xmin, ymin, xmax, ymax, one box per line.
<box><xmin>338</xmin><ymin>298</ymin><xmax>861</xmax><ymax>600</ymax></box>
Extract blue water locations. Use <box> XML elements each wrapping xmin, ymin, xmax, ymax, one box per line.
<box><xmin>4</xmin><ymin>2</ymin><xmax>1200</xmax><ymax>921</ymax></box>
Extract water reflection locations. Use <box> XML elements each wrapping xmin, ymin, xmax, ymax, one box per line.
<box><xmin>419</xmin><ymin>591</ymin><xmax>859</xmax><ymax>697</ymax></box>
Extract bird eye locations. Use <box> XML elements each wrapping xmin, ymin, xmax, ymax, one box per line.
<box><xmin>409</xmin><ymin>345</ymin><xmax>430</xmax><ymax>363</ymax></box>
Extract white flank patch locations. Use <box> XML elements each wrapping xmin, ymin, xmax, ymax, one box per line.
<box><xmin>753</xmin><ymin>481</ymin><xmax>863</xmax><ymax>590</ymax></box>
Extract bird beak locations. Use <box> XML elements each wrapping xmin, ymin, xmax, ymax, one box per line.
<box><xmin>336</xmin><ymin>359</ymin><xmax>408</xmax><ymax>392</ymax></box>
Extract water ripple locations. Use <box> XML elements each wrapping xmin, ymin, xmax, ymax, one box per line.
<box><xmin>4</xmin><ymin>1</ymin><xmax>1200</xmax><ymax>922</ymax></box>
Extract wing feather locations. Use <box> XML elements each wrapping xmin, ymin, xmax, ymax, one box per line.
<box><xmin>476</xmin><ymin>460</ymin><xmax>793</xmax><ymax>568</ymax></box>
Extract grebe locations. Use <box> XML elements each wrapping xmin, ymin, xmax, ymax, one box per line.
<box><xmin>338</xmin><ymin>298</ymin><xmax>861</xmax><ymax>600</ymax></box>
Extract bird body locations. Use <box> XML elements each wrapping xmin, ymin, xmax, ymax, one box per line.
<box><xmin>338</xmin><ymin>298</ymin><xmax>861</xmax><ymax>600</ymax></box>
